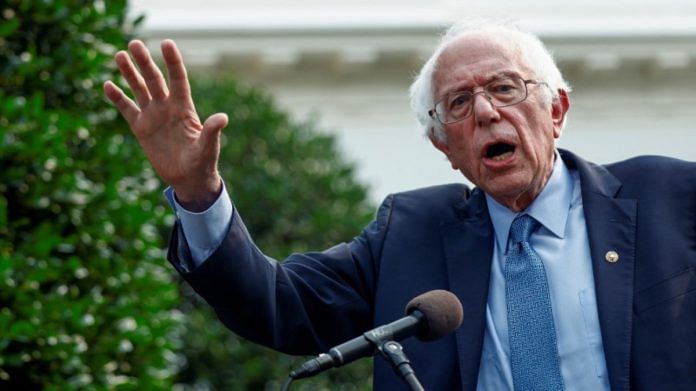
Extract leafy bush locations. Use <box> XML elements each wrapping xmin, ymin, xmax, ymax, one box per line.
<box><xmin>1</xmin><ymin>1</ymin><xmax>376</xmax><ymax>389</ymax></box>
<box><xmin>0</xmin><ymin>1</ymin><xmax>182</xmax><ymax>389</ymax></box>
<box><xmin>173</xmin><ymin>78</ymin><xmax>376</xmax><ymax>390</ymax></box>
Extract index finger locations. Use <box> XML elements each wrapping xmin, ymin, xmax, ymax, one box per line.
<box><xmin>161</xmin><ymin>39</ymin><xmax>191</xmax><ymax>101</ymax></box>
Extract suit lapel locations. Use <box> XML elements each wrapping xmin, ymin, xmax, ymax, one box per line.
<box><xmin>441</xmin><ymin>188</ymin><xmax>494</xmax><ymax>391</ymax></box>
<box><xmin>562</xmin><ymin>150</ymin><xmax>637</xmax><ymax>391</ymax></box>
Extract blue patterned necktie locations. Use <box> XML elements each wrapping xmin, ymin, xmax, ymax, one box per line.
<box><xmin>504</xmin><ymin>215</ymin><xmax>565</xmax><ymax>390</ymax></box>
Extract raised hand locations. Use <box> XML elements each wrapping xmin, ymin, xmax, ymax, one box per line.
<box><xmin>103</xmin><ymin>40</ymin><xmax>227</xmax><ymax>211</ymax></box>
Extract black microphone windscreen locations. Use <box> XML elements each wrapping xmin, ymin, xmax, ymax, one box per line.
<box><xmin>405</xmin><ymin>289</ymin><xmax>463</xmax><ymax>342</ymax></box>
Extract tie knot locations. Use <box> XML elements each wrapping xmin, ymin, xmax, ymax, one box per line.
<box><xmin>509</xmin><ymin>214</ymin><xmax>539</xmax><ymax>244</ymax></box>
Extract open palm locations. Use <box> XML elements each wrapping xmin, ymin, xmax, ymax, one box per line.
<box><xmin>104</xmin><ymin>40</ymin><xmax>227</xmax><ymax>210</ymax></box>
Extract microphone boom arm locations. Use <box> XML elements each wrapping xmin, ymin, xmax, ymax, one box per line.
<box><xmin>290</xmin><ymin>310</ymin><xmax>425</xmax><ymax>380</ymax></box>
<box><xmin>329</xmin><ymin>309</ymin><xmax>425</xmax><ymax>366</ymax></box>
<box><xmin>287</xmin><ymin>289</ymin><xmax>463</xmax><ymax>386</ymax></box>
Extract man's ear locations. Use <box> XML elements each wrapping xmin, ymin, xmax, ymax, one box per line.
<box><xmin>551</xmin><ymin>89</ymin><xmax>570</xmax><ymax>139</ymax></box>
<box><xmin>429</xmin><ymin>130</ymin><xmax>458</xmax><ymax>170</ymax></box>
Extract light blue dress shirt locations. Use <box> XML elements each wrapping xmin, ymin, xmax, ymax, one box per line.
<box><xmin>165</xmin><ymin>184</ymin><xmax>233</xmax><ymax>270</ymax></box>
<box><xmin>477</xmin><ymin>155</ymin><xmax>610</xmax><ymax>391</ymax></box>
<box><xmin>170</xmin><ymin>155</ymin><xmax>610</xmax><ymax>390</ymax></box>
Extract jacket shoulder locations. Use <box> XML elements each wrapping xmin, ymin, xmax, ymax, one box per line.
<box><xmin>604</xmin><ymin>155</ymin><xmax>696</xmax><ymax>186</ymax></box>
<box><xmin>376</xmin><ymin>183</ymin><xmax>474</xmax><ymax>225</ymax></box>
<box><xmin>605</xmin><ymin>155</ymin><xmax>695</xmax><ymax>173</ymax></box>
<box><xmin>392</xmin><ymin>183</ymin><xmax>472</xmax><ymax>201</ymax></box>
<box><xmin>560</xmin><ymin>149</ymin><xmax>696</xmax><ymax>193</ymax></box>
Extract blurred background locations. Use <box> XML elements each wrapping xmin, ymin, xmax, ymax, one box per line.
<box><xmin>1</xmin><ymin>1</ymin><xmax>694</xmax><ymax>390</ymax></box>
<box><xmin>132</xmin><ymin>0</ymin><xmax>696</xmax><ymax>202</ymax></box>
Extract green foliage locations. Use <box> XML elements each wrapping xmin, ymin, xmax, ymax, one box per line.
<box><xmin>173</xmin><ymin>78</ymin><xmax>376</xmax><ymax>390</ymax></box>
<box><xmin>1</xmin><ymin>1</ymin><xmax>377</xmax><ymax>389</ymax></box>
<box><xmin>0</xmin><ymin>1</ymin><xmax>182</xmax><ymax>389</ymax></box>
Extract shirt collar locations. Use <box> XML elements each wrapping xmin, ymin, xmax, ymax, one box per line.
<box><xmin>485</xmin><ymin>151</ymin><xmax>574</xmax><ymax>248</ymax></box>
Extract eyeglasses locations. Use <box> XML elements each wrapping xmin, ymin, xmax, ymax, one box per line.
<box><xmin>428</xmin><ymin>77</ymin><xmax>546</xmax><ymax>125</ymax></box>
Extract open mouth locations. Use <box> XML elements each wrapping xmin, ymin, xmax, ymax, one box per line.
<box><xmin>485</xmin><ymin>142</ymin><xmax>516</xmax><ymax>161</ymax></box>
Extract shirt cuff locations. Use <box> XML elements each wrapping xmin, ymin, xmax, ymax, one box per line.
<box><xmin>164</xmin><ymin>182</ymin><xmax>233</xmax><ymax>267</ymax></box>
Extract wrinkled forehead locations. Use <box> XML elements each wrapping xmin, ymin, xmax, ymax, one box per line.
<box><xmin>433</xmin><ymin>33</ymin><xmax>532</xmax><ymax>97</ymax></box>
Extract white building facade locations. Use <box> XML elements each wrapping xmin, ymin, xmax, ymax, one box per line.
<box><xmin>131</xmin><ymin>1</ymin><xmax>696</xmax><ymax>201</ymax></box>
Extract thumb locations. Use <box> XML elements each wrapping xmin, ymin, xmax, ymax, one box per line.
<box><xmin>200</xmin><ymin>112</ymin><xmax>228</xmax><ymax>152</ymax></box>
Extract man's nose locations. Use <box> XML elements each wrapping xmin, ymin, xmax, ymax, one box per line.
<box><xmin>472</xmin><ymin>92</ymin><xmax>501</xmax><ymax>127</ymax></box>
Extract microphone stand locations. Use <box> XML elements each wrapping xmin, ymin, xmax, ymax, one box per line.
<box><xmin>282</xmin><ymin>339</ymin><xmax>426</xmax><ymax>391</ymax></box>
<box><xmin>373</xmin><ymin>339</ymin><xmax>425</xmax><ymax>391</ymax></box>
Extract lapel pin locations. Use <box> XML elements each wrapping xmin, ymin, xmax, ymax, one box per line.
<box><xmin>605</xmin><ymin>250</ymin><xmax>619</xmax><ymax>263</ymax></box>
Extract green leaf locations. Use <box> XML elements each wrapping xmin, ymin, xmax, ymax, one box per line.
<box><xmin>0</xmin><ymin>19</ymin><xmax>20</xmax><ymax>37</ymax></box>
<box><xmin>0</xmin><ymin>196</ymin><xmax>7</xmax><ymax>231</ymax></box>
<box><xmin>9</xmin><ymin>320</ymin><xmax>35</xmax><ymax>338</ymax></box>
<box><xmin>132</xmin><ymin>14</ymin><xmax>146</xmax><ymax>28</ymax></box>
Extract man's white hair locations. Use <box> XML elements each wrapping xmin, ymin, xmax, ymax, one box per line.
<box><xmin>409</xmin><ymin>19</ymin><xmax>571</xmax><ymax>143</ymax></box>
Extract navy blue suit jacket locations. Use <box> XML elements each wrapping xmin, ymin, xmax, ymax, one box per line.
<box><xmin>169</xmin><ymin>150</ymin><xmax>696</xmax><ymax>390</ymax></box>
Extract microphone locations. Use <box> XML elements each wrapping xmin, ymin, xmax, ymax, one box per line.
<box><xmin>289</xmin><ymin>289</ymin><xmax>463</xmax><ymax>380</ymax></box>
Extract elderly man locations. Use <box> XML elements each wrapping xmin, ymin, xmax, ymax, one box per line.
<box><xmin>104</xmin><ymin>21</ymin><xmax>695</xmax><ymax>391</ymax></box>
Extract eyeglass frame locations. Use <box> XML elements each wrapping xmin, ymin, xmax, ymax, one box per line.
<box><xmin>428</xmin><ymin>77</ymin><xmax>548</xmax><ymax>125</ymax></box>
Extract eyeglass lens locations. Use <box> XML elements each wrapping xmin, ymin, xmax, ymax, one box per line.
<box><xmin>436</xmin><ymin>77</ymin><xmax>528</xmax><ymax>123</ymax></box>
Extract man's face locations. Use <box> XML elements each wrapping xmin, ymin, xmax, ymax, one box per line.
<box><xmin>431</xmin><ymin>34</ymin><xmax>569</xmax><ymax>212</ymax></box>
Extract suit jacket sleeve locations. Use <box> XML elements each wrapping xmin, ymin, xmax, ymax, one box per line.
<box><xmin>166</xmin><ymin>195</ymin><xmax>394</xmax><ymax>355</ymax></box>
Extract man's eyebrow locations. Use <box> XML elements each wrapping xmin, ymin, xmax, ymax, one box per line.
<box><xmin>493</xmin><ymin>71</ymin><xmax>521</xmax><ymax>80</ymax></box>
<box><xmin>438</xmin><ymin>71</ymin><xmax>522</xmax><ymax>98</ymax></box>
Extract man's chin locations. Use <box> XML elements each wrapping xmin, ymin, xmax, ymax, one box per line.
<box><xmin>480</xmin><ymin>176</ymin><xmax>537</xmax><ymax>211</ymax></box>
